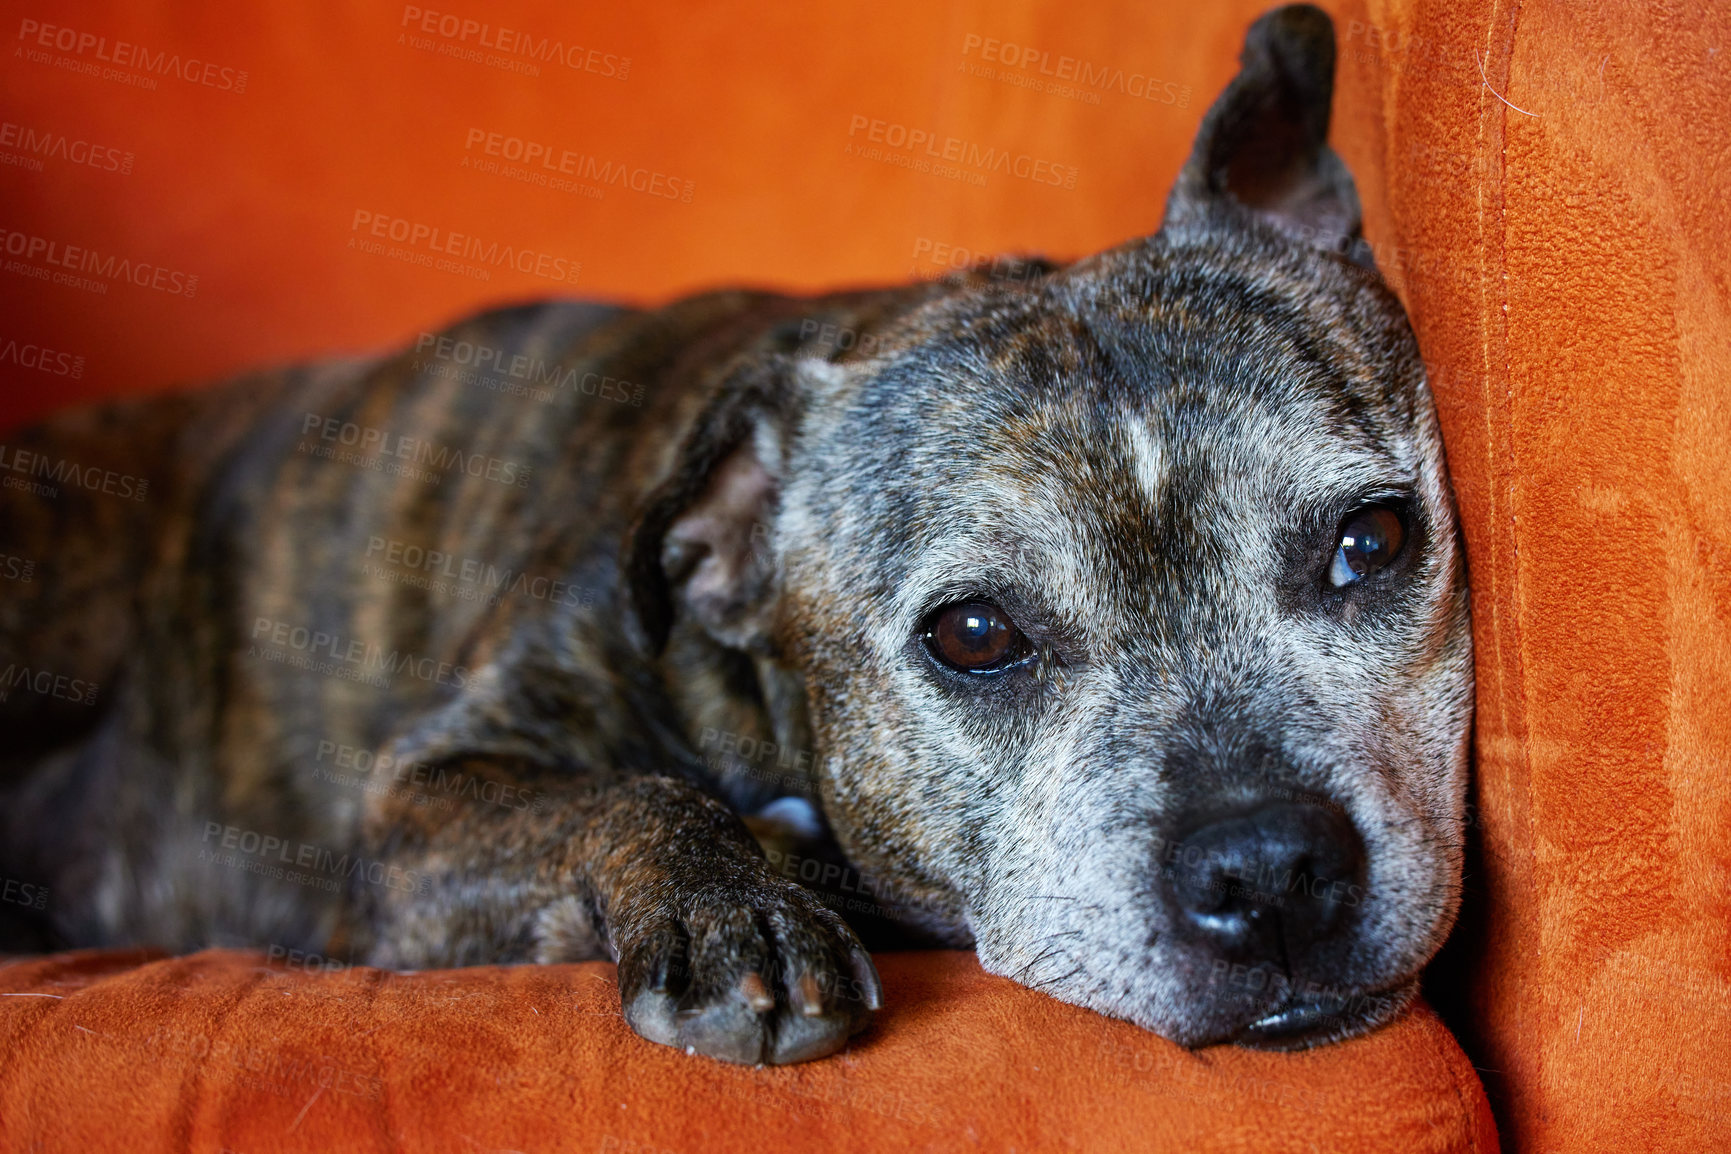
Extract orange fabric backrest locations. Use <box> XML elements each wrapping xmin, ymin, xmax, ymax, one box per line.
<box><xmin>0</xmin><ymin>0</ymin><xmax>1254</xmax><ymax>428</ymax></box>
<box><xmin>1332</xmin><ymin>2</ymin><xmax>1731</xmax><ymax>1149</ymax></box>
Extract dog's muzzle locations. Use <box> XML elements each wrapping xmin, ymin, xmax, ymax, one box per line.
<box><xmin>1161</xmin><ymin>801</ymin><xmax>1370</xmax><ymax>1045</ymax></box>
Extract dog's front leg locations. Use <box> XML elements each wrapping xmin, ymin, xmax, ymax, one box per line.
<box><xmin>354</xmin><ymin>766</ymin><xmax>880</xmax><ymax>1065</ymax></box>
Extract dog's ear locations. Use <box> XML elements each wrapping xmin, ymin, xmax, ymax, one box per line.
<box><xmin>1162</xmin><ymin>4</ymin><xmax>1363</xmax><ymax>257</ymax></box>
<box><xmin>625</xmin><ymin>357</ymin><xmax>801</xmax><ymax>657</ymax></box>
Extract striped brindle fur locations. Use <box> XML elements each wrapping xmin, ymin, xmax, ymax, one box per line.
<box><xmin>0</xmin><ymin>6</ymin><xmax>1470</xmax><ymax>1063</ymax></box>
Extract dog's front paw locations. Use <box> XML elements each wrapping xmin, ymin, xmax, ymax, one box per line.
<box><xmin>614</xmin><ymin>872</ymin><xmax>882</xmax><ymax>1065</ymax></box>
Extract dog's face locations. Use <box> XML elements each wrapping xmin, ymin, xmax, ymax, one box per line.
<box><xmin>778</xmin><ymin>226</ymin><xmax>1472</xmax><ymax>1046</ymax></box>
<box><xmin>635</xmin><ymin>6</ymin><xmax>1471</xmax><ymax>1048</ymax></box>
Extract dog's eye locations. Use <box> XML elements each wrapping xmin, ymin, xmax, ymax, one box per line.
<box><xmin>924</xmin><ymin>601</ymin><xmax>1030</xmax><ymax>672</ymax></box>
<box><xmin>1328</xmin><ymin>507</ymin><xmax>1405</xmax><ymax>587</ymax></box>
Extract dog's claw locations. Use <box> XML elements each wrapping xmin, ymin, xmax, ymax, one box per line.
<box><xmin>850</xmin><ymin>945</ymin><xmax>884</xmax><ymax>1012</ymax></box>
<box><xmin>619</xmin><ymin>926</ymin><xmax>686</xmax><ymax>1047</ymax></box>
<box><xmin>739</xmin><ymin>971</ymin><xmax>775</xmax><ymax>1012</ymax></box>
<box><xmin>794</xmin><ymin>971</ymin><xmax>824</xmax><ymax>1017</ymax></box>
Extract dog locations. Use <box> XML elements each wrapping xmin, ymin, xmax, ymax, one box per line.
<box><xmin>0</xmin><ymin>5</ymin><xmax>1471</xmax><ymax>1066</ymax></box>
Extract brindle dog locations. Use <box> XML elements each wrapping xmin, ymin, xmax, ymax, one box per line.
<box><xmin>0</xmin><ymin>6</ymin><xmax>1471</xmax><ymax>1064</ymax></box>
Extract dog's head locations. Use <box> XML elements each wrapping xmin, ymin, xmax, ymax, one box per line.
<box><xmin>631</xmin><ymin>4</ymin><xmax>1472</xmax><ymax>1048</ymax></box>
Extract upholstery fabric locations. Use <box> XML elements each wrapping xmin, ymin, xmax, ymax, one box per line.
<box><xmin>1</xmin><ymin>0</ymin><xmax>1725</xmax><ymax>1149</ymax></box>
<box><xmin>1331</xmin><ymin>2</ymin><xmax>1731</xmax><ymax>1150</ymax></box>
<box><xmin>0</xmin><ymin>949</ymin><xmax>1496</xmax><ymax>1153</ymax></box>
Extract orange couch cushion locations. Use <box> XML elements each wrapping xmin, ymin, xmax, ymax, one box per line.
<box><xmin>0</xmin><ymin>949</ymin><xmax>1496</xmax><ymax>1153</ymax></box>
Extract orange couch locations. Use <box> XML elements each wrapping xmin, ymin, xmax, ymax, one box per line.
<box><xmin>0</xmin><ymin>949</ymin><xmax>1493</xmax><ymax>1152</ymax></box>
<box><xmin>0</xmin><ymin>1</ymin><xmax>1726</xmax><ymax>1150</ymax></box>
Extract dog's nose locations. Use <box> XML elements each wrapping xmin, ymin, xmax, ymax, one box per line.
<box><xmin>1163</xmin><ymin>802</ymin><xmax>1365</xmax><ymax>960</ymax></box>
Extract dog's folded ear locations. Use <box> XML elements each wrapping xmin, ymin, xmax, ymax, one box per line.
<box><xmin>625</xmin><ymin>357</ymin><xmax>800</xmax><ymax>657</ymax></box>
<box><xmin>1162</xmin><ymin>3</ymin><xmax>1365</xmax><ymax>260</ymax></box>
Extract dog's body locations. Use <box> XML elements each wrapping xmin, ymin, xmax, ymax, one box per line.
<box><xmin>0</xmin><ymin>7</ymin><xmax>1471</xmax><ymax>1065</ymax></box>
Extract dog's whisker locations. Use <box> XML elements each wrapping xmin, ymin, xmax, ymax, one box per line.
<box><xmin>1025</xmin><ymin>965</ymin><xmax>1086</xmax><ymax>995</ymax></box>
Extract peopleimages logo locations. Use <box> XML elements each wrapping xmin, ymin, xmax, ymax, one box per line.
<box><xmin>413</xmin><ymin>331</ymin><xmax>643</xmax><ymax>405</ymax></box>
<box><xmin>349</xmin><ymin>210</ymin><xmax>581</xmax><ymax>285</ymax></box>
<box><xmin>1</xmin><ymin>878</ymin><xmax>47</xmax><ymax>911</ymax></box>
<box><xmin>313</xmin><ymin>740</ymin><xmax>544</xmax><ymax>814</ymax></box>
<box><xmin>247</xmin><ymin>615</ymin><xmax>470</xmax><ymax>691</ymax></box>
<box><xmin>0</xmin><ymin>227</ymin><xmax>198</xmax><ymax>297</ymax></box>
<box><xmin>0</xmin><ymin>662</ymin><xmax>98</xmax><ymax>706</ymax></box>
<box><xmin>364</xmin><ymin>533</ymin><xmax>598</xmax><ymax>610</ymax></box>
<box><xmin>909</xmin><ymin>238</ymin><xmax>1053</xmax><ymax>287</ymax></box>
<box><xmin>462</xmin><ymin>128</ymin><xmax>693</xmax><ymax>203</ymax></box>
<box><xmin>0</xmin><ymin>121</ymin><xmax>133</xmax><ymax>174</ymax></box>
<box><xmin>398</xmin><ymin>6</ymin><xmax>629</xmax><ymax>80</ymax></box>
<box><xmin>845</xmin><ymin>115</ymin><xmax>1078</xmax><ymax>189</ymax></box>
<box><xmin>1155</xmin><ymin>835</ymin><xmax>1365</xmax><ymax>910</ymax></box>
<box><xmin>959</xmin><ymin>34</ymin><xmax>1191</xmax><ymax>107</ymax></box>
<box><xmin>15</xmin><ymin>18</ymin><xmax>249</xmax><ymax>92</ymax></box>
<box><xmin>298</xmin><ymin>412</ymin><xmax>534</xmax><ymax>488</ymax></box>
<box><xmin>0</xmin><ymin>336</ymin><xmax>83</xmax><ymax>378</ymax></box>
<box><xmin>0</xmin><ymin>442</ymin><xmax>148</xmax><ymax>501</ymax></box>
<box><xmin>200</xmin><ymin>821</ymin><xmax>429</xmax><ymax>895</ymax></box>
